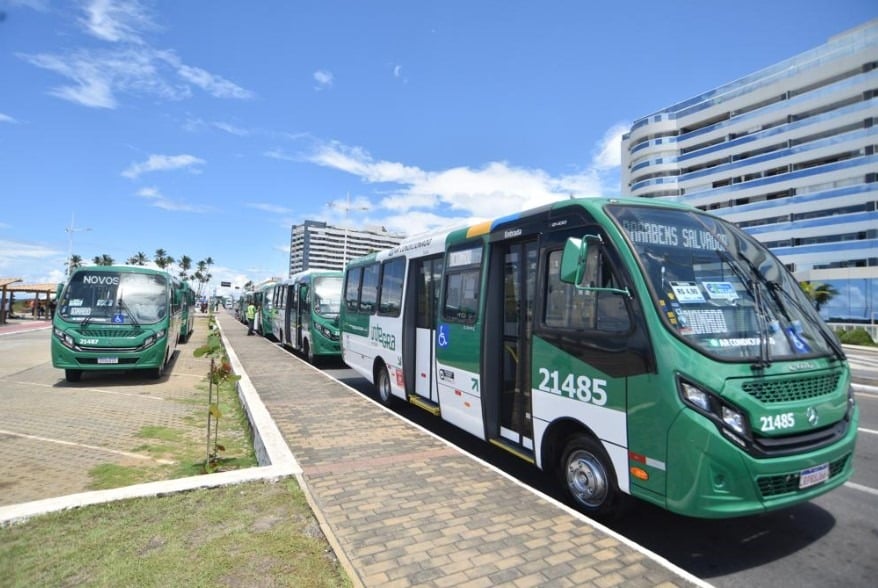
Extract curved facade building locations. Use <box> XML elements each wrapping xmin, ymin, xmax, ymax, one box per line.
<box><xmin>621</xmin><ymin>20</ymin><xmax>878</xmax><ymax>323</ymax></box>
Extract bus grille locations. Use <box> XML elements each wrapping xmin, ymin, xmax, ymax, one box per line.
<box><xmin>756</xmin><ymin>454</ymin><xmax>849</xmax><ymax>498</ymax></box>
<box><xmin>742</xmin><ymin>373</ymin><xmax>840</xmax><ymax>403</ymax></box>
<box><xmin>78</xmin><ymin>328</ymin><xmax>142</xmax><ymax>338</ymax></box>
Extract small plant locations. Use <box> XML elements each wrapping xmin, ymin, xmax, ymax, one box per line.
<box><xmin>194</xmin><ymin>316</ymin><xmax>242</xmax><ymax>472</ymax></box>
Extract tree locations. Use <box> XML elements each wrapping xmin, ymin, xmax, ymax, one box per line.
<box><xmin>178</xmin><ymin>255</ymin><xmax>193</xmax><ymax>279</ymax></box>
<box><xmin>154</xmin><ymin>249</ymin><xmax>174</xmax><ymax>270</ymax></box>
<box><xmin>92</xmin><ymin>254</ymin><xmax>114</xmax><ymax>266</ymax></box>
<box><xmin>68</xmin><ymin>254</ymin><xmax>83</xmax><ymax>271</ymax></box>
<box><xmin>193</xmin><ymin>259</ymin><xmax>212</xmax><ymax>297</ymax></box>
<box><xmin>799</xmin><ymin>281</ymin><xmax>838</xmax><ymax>312</ymax></box>
<box><xmin>128</xmin><ymin>251</ymin><xmax>148</xmax><ymax>266</ymax></box>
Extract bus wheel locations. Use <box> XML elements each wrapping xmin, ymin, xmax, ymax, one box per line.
<box><xmin>304</xmin><ymin>340</ymin><xmax>315</xmax><ymax>365</ymax></box>
<box><xmin>560</xmin><ymin>434</ymin><xmax>623</xmax><ymax>520</ymax></box>
<box><xmin>149</xmin><ymin>357</ymin><xmax>166</xmax><ymax>380</ymax></box>
<box><xmin>375</xmin><ymin>365</ymin><xmax>394</xmax><ymax>407</ymax></box>
<box><xmin>65</xmin><ymin>369</ymin><xmax>82</xmax><ymax>382</ymax></box>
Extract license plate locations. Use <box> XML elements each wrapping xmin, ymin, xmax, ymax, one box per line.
<box><xmin>799</xmin><ymin>463</ymin><xmax>829</xmax><ymax>489</ymax></box>
<box><xmin>97</xmin><ymin>357</ymin><xmax>119</xmax><ymax>364</ymax></box>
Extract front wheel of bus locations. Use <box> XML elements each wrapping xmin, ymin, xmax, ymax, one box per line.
<box><xmin>375</xmin><ymin>365</ymin><xmax>394</xmax><ymax>407</ymax></box>
<box><xmin>65</xmin><ymin>369</ymin><xmax>82</xmax><ymax>383</ymax></box>
<box><xmin>561</xmin><ymin>434</ymin><xmax>623</xmax><ymax>520</ymax></box>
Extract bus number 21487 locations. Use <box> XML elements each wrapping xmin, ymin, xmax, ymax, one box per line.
<box><xmin>537</xmin><ymin>368</ymin><xmax>608</xmax><ymax>406</ymax></box>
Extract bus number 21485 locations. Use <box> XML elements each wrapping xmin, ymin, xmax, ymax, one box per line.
<box><xmin>537</xmin><ymin>368</ymin><xmax>608</xmax><ymax>406</ymax></box>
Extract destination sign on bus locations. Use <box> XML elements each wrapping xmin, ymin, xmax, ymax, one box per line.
<box><xmin>620</xmin><ymin>220</ymin><xmax>727</xmax><ymax>251</ymax></box>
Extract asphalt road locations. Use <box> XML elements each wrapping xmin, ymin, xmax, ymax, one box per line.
<box><xmin>317</xmin><ymin>348</ymin><xmax>878</xmax><ymax>588</ymax></box>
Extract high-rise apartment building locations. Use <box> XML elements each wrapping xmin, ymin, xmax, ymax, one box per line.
<box><xmin>621</xmin><ymin>20</ymin><xmax>878</xmax><ymax>323</ymax></box>
<box><xmin>289</xmin><ymin>220</ymin><xmax>404</xmax><ymax>275</ymax></box>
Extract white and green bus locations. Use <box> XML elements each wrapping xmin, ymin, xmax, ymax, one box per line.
<box><xmin>52</xmin><ymin>266</ymin><xmax>184</xmax><ymax>382</ymax></box>
<box><xmin>340</xmin><ymin>196</ymin><xmax>858</xmax><ymax>519</ymax></box>
<box><xmin>269</xmin><ymin>270</ymin><xmax>343</xmax><ymax>364</ymax></box>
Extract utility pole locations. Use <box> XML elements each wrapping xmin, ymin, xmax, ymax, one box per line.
<box><xmin>329</xmin><ymin>193</ymin><xmax>369</xmax><ymax>268</ymax></box>
<box><xmin>65</xmin><ymin>213</ymin><xmax>92</xmax><ymax>277</ymax></box>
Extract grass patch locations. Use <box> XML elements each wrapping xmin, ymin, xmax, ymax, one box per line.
<box><xmin>0</xmin><ymin>479</ymin><xmax>351</xmax><ymax>587</ymax></box>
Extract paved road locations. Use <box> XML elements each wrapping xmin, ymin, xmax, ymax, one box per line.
<box><xmin>319</xmin><ymin>352</ymin><xmax>878</xmax><ymax>588</ymax></box>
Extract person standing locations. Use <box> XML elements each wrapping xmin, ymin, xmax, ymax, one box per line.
<box><xmin>246</xmin><ymin>301</ymin><xmax>257</xmax><ymax>335</ymax></box>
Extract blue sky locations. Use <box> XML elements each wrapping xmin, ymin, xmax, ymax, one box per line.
<box><xmin>1</xmin><ymin>1</ymin><xmax>875</xmax><ymax>296</ymax></box>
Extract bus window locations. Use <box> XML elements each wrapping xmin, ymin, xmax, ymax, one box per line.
<box><xmin>360</xmin><ymin>263</ymin><xmax>380</xmax><ymax>314</ymax></box>
<box><xmin>545</xmin><ymin>249</ymin><xmax>631</xmax><ymax>332</ymax></box>
<box><xmin>344</xmin><ymin>267</ymin><xmax>361</xmax><ymax>312</ymax></box>
<box><xmin>442</xmin><ymin>244</ymin><xmax>482</xmax><ymax>324</ymax></box>
<box><xmin>379</xmin><ymin>258</ymin><xmax>405</xmax><ymax>316</ymax></box>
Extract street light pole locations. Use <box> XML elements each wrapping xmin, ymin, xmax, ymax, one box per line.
<box><xmin>65</xmin><ymin>213</ymin><xmax>92</xmax><ymax>277</ymax></box>
<box><xmin>330</xmin><ymin>193</ymin><xmax>369</xmax><ymax>268</ymax></box>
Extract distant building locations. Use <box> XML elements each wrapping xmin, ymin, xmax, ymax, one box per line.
<box><xmin>289</xmin><ymin>220</ymin><xmax>405</xmax><ymax>275</ymax></box>
<box><xmin>621</xmin><ymin>20</ymin><xmax>878</xmax><ymax>322</ymax></box>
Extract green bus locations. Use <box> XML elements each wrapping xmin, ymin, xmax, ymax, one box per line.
<box><xmin>177</xmin><ymin>278</ymin><xmax>196</xmax><ymax>343</ymax></box>
<box><xmin>52</xmin><ymin>266</ymin><xmax>184</xmax><ymax>382</ymax></box>
<box><xmin>268</xmin><ymin>270</ymin><xmax>343</xmax><ymax>364</ymax></box>
<box><xmin>339</xmin><ymin>196</ymin><xmax>858</xmax><ymax>519</ymax></box>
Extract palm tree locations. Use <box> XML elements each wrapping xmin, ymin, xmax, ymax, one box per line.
<box><xmin>799</xmin><ymin>281</ymin><xmax>838</xmax><ymax>312</ymax></box>
<box><xmin>154</xmin><ymin>249</ymin><xmax>174</xmax><ymax>270</ymax></box>
<box><xmin>178</xmin><ymin>255</ymin><xmax>193</xmax><ymax>279</ymax></box>
<box><xmin>127</xmin><ymin>251</ymin><xmax>148</xmax><ymax>266</ymax></box>
<box><xmin>92</xmin><ymin>254</ymin><xmax>114</xmax><ymax>266</ymax></box>
<box><xmin>68</xmin><ymin>254</ymin><xmax>83</xmax><ymax>271</ymax></box>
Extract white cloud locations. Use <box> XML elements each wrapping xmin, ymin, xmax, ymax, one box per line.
<box><xmin>122</xmin><ymin>153</ymin><xmax>205</xmax><ymax>179</ymax></box>
<box><xmin>0</xmin><ymin>113</ymin><xmax>18</xmax><ymax>124</ymax></box>
<box><xmin>302</xmin><ymin>127</ymin><xmax>622</xmax><ymax>236</ymax></box>
<box><xmin>247</xmin><ymin>202</ymin><xmax>294</xmax><ymax>215</ymax></box>
<box><xmin>79</xmin><ymin>0</ymin><xmax>156</xmax><ymax>44</ymax></box>
<box><xmin>18</xmin><ymin>3</ymin><xmax>253</xmax><ymax>109</ymax></box>
<box><xmin>313</xmin><ymin>69</ymin><xmax>333</xmax><ymax>90</ymax></box>
<box><xmin>591</xmin><ymin>122</ymin><xmax>628</xmax><ymax>169</ymax></box>
<box><xmin>135</xmin><ymin>186</ymin><xmax>211</xmax><ymax>213</ymax></box>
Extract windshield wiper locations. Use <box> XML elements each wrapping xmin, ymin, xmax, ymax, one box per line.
<box><xmin>766</xmin><ymin>282</ymin><xmax>846</xmax><ymax>362</ymax></box>
<box><xmin>715</xmin><ymin>249</ymin><xmax>771</xmax><ymax>369</ymax></box>
<box><xmin>117</xmin><ymin>295</ymin><xmax>140</xmax><ymax>327</ymax></box>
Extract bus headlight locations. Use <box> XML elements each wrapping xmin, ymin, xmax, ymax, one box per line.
<box><xmin>53</xmin><ymin>327</ymin><xmax>76</xmax><ymax>349</ymax></box>
<box><xmin>140</xmin><ymin>329</ymin><xmax>165</xmax><ymax>350</ymax></box>
<box><xmin>678</xmin><ymin>377</ymin><xmax>751</xmax><ymax>445</ymax></box>
<box><xmin>680</xmin><ymin>381</ymin><xmax>711</xmax><ymax>412</ymax></box>
<box><xmin>721</xmin><ymin>406</ymin><xmax>746</xmax><ymax>436</ymax></box>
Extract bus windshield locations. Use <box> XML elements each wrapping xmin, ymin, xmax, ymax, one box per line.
<box><xmin>313</xmin><ymin>276</ymin><xmax>343</xmax><ymax>318</ymax></box>
<box><xmin>59</xmin><ymin>271</ymin><xmax>169</xmax><ymax>325</ymax></box>
<box><xmin>606</xmin><ymin>204</ymin><xmax>841</xmax><ymax>363</ymax></box>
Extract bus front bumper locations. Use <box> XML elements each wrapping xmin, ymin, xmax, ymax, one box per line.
<box><xmin>661</xmin><ymin>406</ymin><xmax>859</xmax><ymax>518</ymax></box>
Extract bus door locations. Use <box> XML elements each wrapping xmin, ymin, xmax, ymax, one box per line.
<box><xmin>404</xmin><ymin>255</ymin><xmax>443</xmax><ymax>405</ymax></box>
<box><xmin>484</xmin><ymin>238</ymin><xmax>538</xmax><ymax>454</ymax></box>
<box><xmin>296</xmin><ymin>283</ymin><xmax>309</xmax><ymax>351</ymax></box>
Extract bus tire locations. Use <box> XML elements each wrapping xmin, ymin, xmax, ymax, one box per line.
<box><xmin>375</xmin><ymin>364</ymin><xmax>394</xmax><ymax>407</ymax></box>
<box><xmin>560</xmin><ymin>434</ymin><xmax>624</xmax><ymax>520</ymax></box>
<box><xmin>65</xmin><ymin>369</ymin><xmax>82</xmax><ymax>382</ymax></box>
<box><xmin>304</xmin><ymin>340</ymin><xmax>315</xmax><ymax>365</ymax></box>
<box><xmin>149</xmin><ymin>356</ymin><xmax>166</xmax><ymax>380</ymax></box>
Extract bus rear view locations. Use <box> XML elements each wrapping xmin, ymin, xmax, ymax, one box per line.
<box><xmin>52</xmin><ymin>266</ymin><xmax>181</xmax><ymax>382</ymax></box>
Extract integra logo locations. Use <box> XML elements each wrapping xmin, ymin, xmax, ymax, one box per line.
<box><xmin>370</xmin><ymin>325</ymin><xmax>396</xmax><ymax>350</ymax></box>
<box><xmin>82</xmin><ymin>275</ymin><xmax>120</xmax><ymax>286</ymax></box>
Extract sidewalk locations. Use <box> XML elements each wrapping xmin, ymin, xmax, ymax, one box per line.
<box><xmin>0</xmin><ymin>317</ymin><xmax>52</xmax><ymax>337</ymax></box>
<box><xmin>214</xmin><ymin>311</ymin><xmax>703</xmax><ymax>587</ymax></box>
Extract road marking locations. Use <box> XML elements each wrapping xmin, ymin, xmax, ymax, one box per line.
<box><xmin>0</xmin><ymin>429</ymin><xmax>175</xmax><ymax>464</ymax></box>
<box><xmin>858</xmin><ymin>427</ymin><xmax>878</xmax><ymax>436</ymax></box>
<box><xmin>844</xmin><ymin>481</ymin><xmax>878</xmax><ymax>497</ymax></box>
<box><xmin>12</xmin><ymin>380</ymin><xmax>165</xmax><ymax>401</ymax></box>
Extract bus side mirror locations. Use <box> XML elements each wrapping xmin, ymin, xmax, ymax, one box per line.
<box><xmin>560</xmin><ymin>235</ymin><xmax>603</xmax><ymax>285</ymax></box>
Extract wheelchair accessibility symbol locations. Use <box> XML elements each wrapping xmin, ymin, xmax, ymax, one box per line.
<box><xmin>437</xmin><ymin>324</ymin><xmax>449</xmax><ymax>348</ymax></box>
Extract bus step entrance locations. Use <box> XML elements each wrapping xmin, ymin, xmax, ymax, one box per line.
<box><xmin>489</xmin><ymin>437</ymin><xmax>535</xmax><ymax>464</ymax></box>
<box><xmin>408</xmin><ymin>394</ymin><xmax>441</xmax><ymax>416</ymax></box>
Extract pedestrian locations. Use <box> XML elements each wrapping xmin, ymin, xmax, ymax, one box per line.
<box><xmin>246</xmin><ymin>300</ymin><xmax>257</xmax><ymax>335</ymax></box>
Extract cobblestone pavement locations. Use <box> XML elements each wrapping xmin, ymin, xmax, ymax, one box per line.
<box><xmin>0</xmin><ymin>316</ymin><xmax>213</xmax><ymax>506</ymax></box>
<box><xmin>216</xmin><ymin>312</ymin><xmax>704</xmax><ymax>588</ymax></box>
